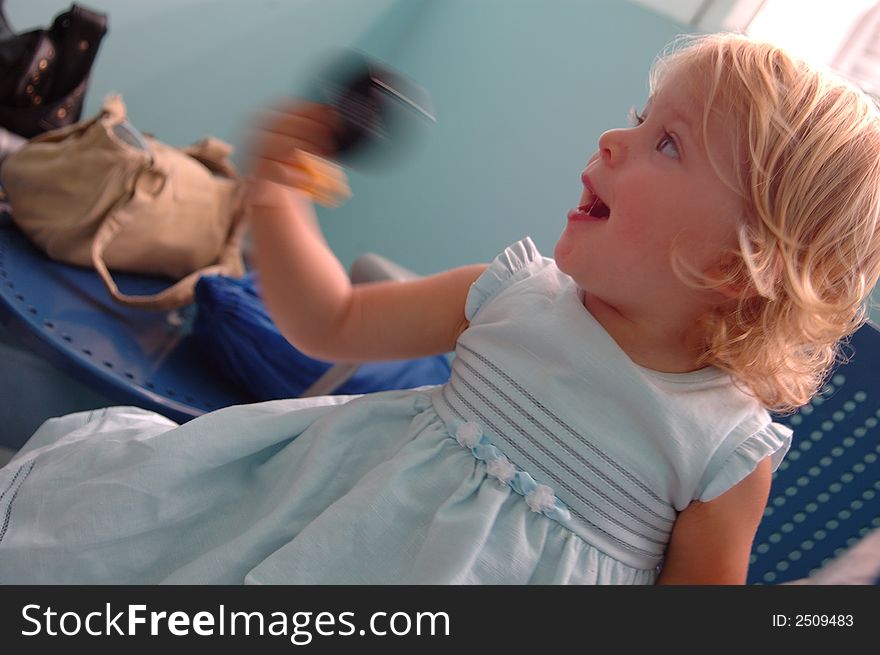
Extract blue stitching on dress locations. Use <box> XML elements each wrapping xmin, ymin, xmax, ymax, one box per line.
<box><xmin>447</xmin><ymin>377</ymin><xmax>668</xmax><ymax>549</ymax></box>
<box><xmin>0</xmin><ymin>462</ymin><xmax>34</xmax><ymax>546</ymax></box>
<box><xmin>455</xmin><ymin>355</ymin><xmax>674</xmax><ymax>528</ymax></box>
<box><xmin>441</xmin><ymin>383</ymin><xmax>662</xmax><ymax>559</ymax></box>
<box><xmin>459</xmin><ymin>343</ymin><xmax>668</xmax><ymax>505</ymax></box>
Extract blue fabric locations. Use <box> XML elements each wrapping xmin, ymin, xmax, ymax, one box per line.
<box><xmin>192</xmin><ymin>272</ymin><xmax>451</xmax><ymax>399</ymax></box>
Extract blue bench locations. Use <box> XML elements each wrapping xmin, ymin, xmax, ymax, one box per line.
<box><xmin>0</xmin><ymin>210</ymin><xmax>249</xmax><ymax>435</ymax></box>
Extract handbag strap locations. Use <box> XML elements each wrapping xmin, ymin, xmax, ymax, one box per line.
<box><xmin>87</xmin><ymin>96</ymin><xmax>246</xmax><ymax>310</ymax></box>
<box><xmin>91</xmin><ymin>204</ymin><xmax>246</xmax><ymax>310</ymax></box>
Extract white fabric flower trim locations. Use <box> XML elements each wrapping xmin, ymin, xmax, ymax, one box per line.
<box><xmin>455</xmin><ymin>421</ymin><xmax>483</xmax><ymax>449</ymax></box>
<box><xmin>447</xmin><ymin>419</ymin><xmax>570</xmax><ymax>522</ymax></box>
<box><xmin>525</xmin><ymin>484</ymin><xmax>556</xmax><ymax>513</ymax></box>
<box><xmin>486</xmin><ymin>456</ymin><xmax>516</xmax><ymax>484</ymax></box>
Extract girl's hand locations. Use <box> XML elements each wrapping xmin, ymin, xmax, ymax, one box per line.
<box><xmin>246</xmin><ymin>100</ymin><xmax>351</xmax><ymax>208</ymax></box>
<box><xmin>245</xmin><ymin>99</ymin><xmax>484</xmax><ymax>365</ymax></box>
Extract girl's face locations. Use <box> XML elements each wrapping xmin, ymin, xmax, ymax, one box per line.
<box><xmin>554</xmin><ymin>67</ymin><xmax>744</xmax><ymax>323</ymax></box>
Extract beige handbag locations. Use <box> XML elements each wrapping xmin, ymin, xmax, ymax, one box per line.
<box><xmin>0</xmin><ymin>95</ymin><xmax>246</xmax><ymax>310</ymax></box>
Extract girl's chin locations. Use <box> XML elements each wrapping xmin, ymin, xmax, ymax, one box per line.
<box><xmin>553</xmin><ymin>232</ymin><xmax>583</xmax><ymax>265</ymax></box>
<box><xmin>552</xmin><ymin>241</ymin><xmax>571</xmax><ymax>265</ymax></box>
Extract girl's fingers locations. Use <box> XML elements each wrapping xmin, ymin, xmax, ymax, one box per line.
<box><xmin>255</xmin><ymin>102</ymin><xmax>341</xmax><ymax>157</ymax></box>
<box><xmin>272</xmin><ymin>99</ymin><xmax>342</xmax><ymax>126</ymax></box>
<box><xmin>255</xmin><ymin>130</ymin><xmax>329</xmax><ymax>164</ymax></box>
<box><xmin>247</xmin><ymin>152</ymin><xmax>351</xmax><ymax>208</ymax></box>
<box><xmin>248</xmin><ymin>157</ymin><xmax>314</xmax><ymax>189</ymax></box>
<box><xmin>245</xmin><ymin>100</ymin><xmax>350</xmax><ymax>207</ymax></box>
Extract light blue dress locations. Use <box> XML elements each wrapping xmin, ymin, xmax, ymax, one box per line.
<box><xmin>0</xmin><ymin>238</ymin><xmax>792</xmax><ymax>584</ymax></box>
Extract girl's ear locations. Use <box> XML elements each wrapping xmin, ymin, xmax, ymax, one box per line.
<box><xmin>708</xmin><ymin>251</ymin><xmax>782</xmax><ymax>300</ymax></box>
<box><xmin>706</xmin><ymin>254</ymin><xmax>757</xmax><ymax>300</ymax></box>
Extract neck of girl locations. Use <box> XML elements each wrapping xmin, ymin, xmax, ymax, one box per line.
<box><xmin>581</xmin><ymin>291</ymin><xmax>717</xmax><ymax>374</ymax></box>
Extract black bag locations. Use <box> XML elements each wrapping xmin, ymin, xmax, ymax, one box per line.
<box><xmin>0</xmin><ymin>1</ymin><xmax>107</xmax><ymax>138</ymax></box>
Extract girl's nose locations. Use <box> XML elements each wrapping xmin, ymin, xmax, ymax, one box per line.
<box><xmin>598</xmin><ymin>128</ymin><xmax>628</xmax><ymax>167</ymax></box>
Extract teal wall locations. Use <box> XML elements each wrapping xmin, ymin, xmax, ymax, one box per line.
<box><xmin>6</xmin><ymin>1</ymin><xmax>878</xmax><ymax>318</ymax></box>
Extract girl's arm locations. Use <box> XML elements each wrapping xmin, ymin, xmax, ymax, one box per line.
<box><xmin>656</xmin><ymin>456</ymin><xmax>772</xmax><ymax>585</ymax></box>
<box><xmin>246</xmin><ymin>101</ymin><xmax>487</xmax><ymax>362</ymax></box>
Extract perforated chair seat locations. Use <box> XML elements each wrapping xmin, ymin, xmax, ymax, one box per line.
<box><xmin>747</xmin><ymin>322</ymin><xmax>880</xmax><ymax>584</ymax></box>
<box><xmin>0</xmin><ymin>211</ymin><xmax>254</xmax><ymax>425</ymax></box>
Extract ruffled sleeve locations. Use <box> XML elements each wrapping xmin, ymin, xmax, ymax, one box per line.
<box><xmin>465</xmin><ymin>237</ymin><xmax>543</xmax><ymax>321</ymax></box>
<box><xmin>697</xmin><ymin>422</ymin><xmax>793</xmax><ymax>502</ymax></box>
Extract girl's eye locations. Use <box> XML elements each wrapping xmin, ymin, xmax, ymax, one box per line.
<box><xmin>627</xmin><ymin>107</ymin><xmax>679</xmax><ymax>158</ymax></box>
<box><xmin>657</xmin><ymin>134</ymin><xmax>679</xmax><ymax>158</ymax></box>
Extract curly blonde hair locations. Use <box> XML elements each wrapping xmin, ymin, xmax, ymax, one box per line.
<box><xmin>653</xmin><ymin>33</ymin><xmax>880</xmax><ymax>414</ymax></box>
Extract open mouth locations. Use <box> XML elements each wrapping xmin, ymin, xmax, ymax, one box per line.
<box><xmin>568</xmin><ymin>171</ymin><xmax>610</xmax><ymax>223</ymax></box>
<box><xmin>579</xmin><ymin>195</ymin><xmax>610</xmax><ymax>219</ymax></box>
<box><xmin>572</xmin><ymin>182</ymin><xmax>610</xmax><ymax>221</ymax></box>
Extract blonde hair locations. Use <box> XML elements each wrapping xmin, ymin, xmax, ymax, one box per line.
<box><xmin>653</xmin><ymin>33</ymin><xmax>880</xmax><ymax>413</ymax></box>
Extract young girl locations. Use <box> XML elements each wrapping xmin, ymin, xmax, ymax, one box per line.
<box><xmin>2</xmin><ymin>33</ymin><xmax>879</xmax><ymax>584</ymax></box>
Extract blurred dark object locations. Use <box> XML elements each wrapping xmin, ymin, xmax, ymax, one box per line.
<box><xmin>311</xmin><ymin>49</ymin><xmax>435</xmax><ymax>171</ymax></box>
<box><xmin>0</xmin><ymin>2</ymin><xmax>107</xmax><ymax>138</ymax></box>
